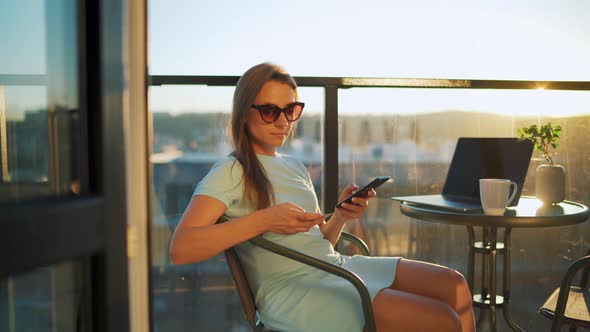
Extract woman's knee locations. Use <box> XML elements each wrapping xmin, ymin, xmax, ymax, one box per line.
<box><xmin>374</xmin><ymin>303</ymin><xmax>462</xmax><ymax>332</ymax></box>
<box><xmin>373</xmin><ymin>289</ymin><xmax>463</xmax><ymax>332</ymax></box>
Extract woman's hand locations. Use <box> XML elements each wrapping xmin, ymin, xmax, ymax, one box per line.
<box><xmin>333</xmin><ymin>184</ymin><xmax>376</xmax><ymax>222</ymax></box>
<box><xmin>257</xmin><ymin>202</ymin><xmax>324</xmax><ymax>235</ymax></box>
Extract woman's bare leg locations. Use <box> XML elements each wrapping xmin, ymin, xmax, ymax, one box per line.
<box><xmin>391</xmin><ymin>259</ymin><xmax>476</xmax><ymax>332</ymax></box>
<box><xmin>373</xmin><ymin>288</ymin><xmax>462</xmax><ymax>332</ymax></box>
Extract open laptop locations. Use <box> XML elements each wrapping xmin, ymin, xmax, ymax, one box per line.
<box><xmin>392</xmin><ymin>137</ymin><xmax>534</xmax><ymax>212</ymax></box>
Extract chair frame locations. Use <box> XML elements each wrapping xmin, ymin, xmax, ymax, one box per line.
<box><xmin>542</xmin><ymin>249</ymin><xmax>590</xmax><ymax>332</ymax></box>
<box><xmin>225</xmin><ymin>231</ymin><xmax>376</xmax><ymax>332</ymax></box>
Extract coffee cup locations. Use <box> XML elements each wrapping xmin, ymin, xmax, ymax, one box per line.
<box><xmin>479</xmin><ymin>179</ymin><xmax>518</xmax><ymax>216</ymax></box>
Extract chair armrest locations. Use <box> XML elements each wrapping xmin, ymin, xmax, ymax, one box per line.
<box><xmin>551</xmin><ymin>254</ymin><xmax>590</xmax><ymax>332</ymax></box>
<box><xmin>249</xmin><ymin>235</ymin><xmax>377</xmax><ymax>332</ymax></box>
<box><xmin>580</xmin><ymin>248</ymin><xmax>590</xmax><ymax>287</ymax></box>
<box><xmin>338</xmin><ymin>231</ymin><xmax>371</xmax><ymax>256</ymax></box>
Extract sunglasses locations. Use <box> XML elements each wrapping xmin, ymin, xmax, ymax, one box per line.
<box><xmin>251</xmin><ymin>102</ymin><xmax>305</xmax><ymax>124</ymax></box>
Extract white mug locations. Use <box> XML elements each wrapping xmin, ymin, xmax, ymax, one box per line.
<box><xmin>479</xmin><ymin>179</ymin><xmax>518</xmax><ymax>216</ymax></box>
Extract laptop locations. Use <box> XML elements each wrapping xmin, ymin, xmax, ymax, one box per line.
<box><xmin>392</xmin><ymin>137</ymin><xmax>534</xmax><ymax>212</ymax></box>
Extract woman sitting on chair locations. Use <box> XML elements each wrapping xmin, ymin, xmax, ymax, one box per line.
<box><xmin>170</xmin><ymin>62</ymin><xmax>475</xmax><ymax>332</ymax></box>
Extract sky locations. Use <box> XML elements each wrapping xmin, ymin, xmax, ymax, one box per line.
<box><xmin>147</xmin><ymin>0</ymin><xmax>590</xmax><ymax>115</ymax></box>
<box><xmin>148</xmin><ymin>0</ymin><xmax>590</xmax><ymax>78</ymax></box>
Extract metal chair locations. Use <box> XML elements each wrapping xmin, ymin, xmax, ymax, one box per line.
<box><xmin>224</xmin><ymin>231</ymin><xmax>376</xmax><ymax>332</ymax></box>
<box><xmin>539</xmin><ymin>248</ymin><xmax>590</xmax><ymax>332</ymax></box>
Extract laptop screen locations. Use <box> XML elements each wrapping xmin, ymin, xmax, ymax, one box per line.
<box><xmin>442</xmin><ymin>137</ymin><xmax>534</xmax><ymax>206</ymax></box>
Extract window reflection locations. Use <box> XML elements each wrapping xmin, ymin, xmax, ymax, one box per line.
<box><xmin>0</xmin><ymin>1</ymin><xmax>83</xmax><ymax>331</ymax></box>
<box><xmin>0</xmin><ymin>261</ymin><xmax>83</xmax><ymax>332</ymax></box>
<box><xmin>1</xmin><ymin>87</ymin><xmax>49</xmax><ymax>184</ymax></box>
<box><xmin>0</xmin><ymin>0</ymin><xmax>79</xmax><ymax>202</ymax></box>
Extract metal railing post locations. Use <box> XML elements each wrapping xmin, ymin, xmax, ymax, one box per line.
<box><xmin>323</xmin><ymin>85</ymin><xmax>339</xmax><ymax>212</ymax></box>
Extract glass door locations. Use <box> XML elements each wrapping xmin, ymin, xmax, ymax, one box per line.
<box><xmin>0</xmin><ymin>0</ymin><xmax>132</xmax><ymax>330</ymax></box>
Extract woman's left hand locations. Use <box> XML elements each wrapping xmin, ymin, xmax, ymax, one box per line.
<box><xmin>333</xmin><ymin>184</ymin><xmax>376</xmax><ymax>221</ymax></box>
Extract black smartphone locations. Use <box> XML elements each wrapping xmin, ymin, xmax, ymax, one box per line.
<box><xmin>335</xmin><ymin>176</ymin><xmax>391</xmax><ymax>208</ymax></box>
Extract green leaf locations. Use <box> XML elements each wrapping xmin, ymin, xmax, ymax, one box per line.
<box><xmin>516</xmin><ymin>122</ymin><xmax>561</xmax><ymax>154</ymax></box>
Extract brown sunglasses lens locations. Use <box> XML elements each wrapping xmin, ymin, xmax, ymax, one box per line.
<box><xmin>258</xmin><ymin>106</ymin><xmax>279</xmax><ymax>122</ymax></box>
<box><xmin>286</xmin><ymin>103</ymin><xmax>303</xmax><ymax>120</ymax></box>
<box><xmin>258</xmin><ymin>103</ymin><xmax>304</xmax><ymax>123</ymax></box>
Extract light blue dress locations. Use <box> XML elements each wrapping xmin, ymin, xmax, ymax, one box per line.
<box><xmin>193</xmin><ymin>154</ymin><xmax>400</xmax><ymax>332</ymax></box>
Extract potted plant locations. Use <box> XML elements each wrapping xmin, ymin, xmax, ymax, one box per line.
<box><xmin>518</xmin><ymin>122</ymin><xmax>565</xmax><ymax>204</ymax></box>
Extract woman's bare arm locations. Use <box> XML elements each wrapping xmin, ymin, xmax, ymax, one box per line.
<box><xmin>170</xmin><ymin>195</ymin><xmax>324</xmax><ymax>264</ymax></box>
<box><xmin>169</xmin><ymin>195</ymin><xmax>265</xmax><ymax>264</ymax></box>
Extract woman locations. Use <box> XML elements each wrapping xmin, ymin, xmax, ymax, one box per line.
<box><xmin>170</xmin><ymin>63</ymin><xmax>475</xmax><ymax>332</ymax></box>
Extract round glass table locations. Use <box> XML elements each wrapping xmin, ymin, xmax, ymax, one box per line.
<box><xmin>398</xmin><ymin>197</ymin><xmax>589</xmax><ymax>332</ymax></box>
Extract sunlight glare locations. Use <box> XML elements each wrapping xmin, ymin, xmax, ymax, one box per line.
<box><xmin>338</xmin><ymin>88</ymin><xmax>590</xmax><ymax>118</ymax></box>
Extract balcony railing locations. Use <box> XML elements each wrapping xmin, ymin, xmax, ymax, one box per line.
<box><xmin>147</xmin><ymin>75</ymin><xmax>590</xmax><ymax>331</ymax></box>
<box><xmin>149</xmin><ymin>75</ymin><xmax>590</xmax><ymax>212</ymax></box>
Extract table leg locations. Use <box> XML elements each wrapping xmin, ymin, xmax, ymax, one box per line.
<box><xmin>481</xmin><ymin>227</ymin><xmax>490</xmax><ymax>302</ymax></box>
<box><xmin>469</xmin><ymin>226</ymin><xmax>523</xmax><ymax>332</ymax></box>
<box><xmin>502</xmin><ymin>227</ymin><xmax>524</xmax><ymax>332</ymax></box>
<box><xmin>467</xmin><ymin>226</ymin><xmax>475</xmax><ymax>295</ymax></box>
<box><xmin>489</xmin><ymin>227</ymin><xmax>498</xmax><ymax>332</ymax></box>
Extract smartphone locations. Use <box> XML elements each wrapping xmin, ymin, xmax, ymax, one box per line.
<box><xmin>335</xmin><ymin>176</ymin><xmax>391</xmax><ymax>208</ymax></box>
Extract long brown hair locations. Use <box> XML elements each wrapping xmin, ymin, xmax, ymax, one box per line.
<box><xmin>229</xmin><ymin>63</ymin><xmax>298</xmax><ymax>210</ymax></box>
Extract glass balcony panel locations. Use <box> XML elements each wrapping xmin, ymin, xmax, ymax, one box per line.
<box><xmin>148</xmin><ymin>85</ymin><xmax>325</xmax><ymax>331</ymax></box>
<box><xmin>149</xmin><ymin>85</ymin><xmax>234</xmax><ymax>330</ymax></box>
<box><xmin>338</xmin><ymin>87</ymin><xmax>590</xmax><ymax>330</ymax></box>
